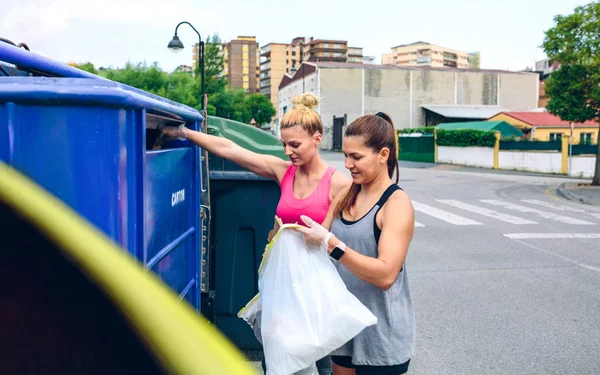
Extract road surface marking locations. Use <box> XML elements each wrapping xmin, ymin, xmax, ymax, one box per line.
<box><xmin>412</xmin><ymin>200</ymin><xmax>482</xmax><ymax>226</ymax></box>
<box><xmin>503</xmin><ymin>233</ymin><xmax>600</xmax><ymax>239</ymax></box>
<box><xmin>438</xmin><ymin>199</ymin><xmax>537</xmax><ymax>224</ymax></box>
<box><xmin>479</xmin><ymin>199</ymin><xmax>595</xmax><ymax>225</ymax></box>
<box><xmin>414</xmin><ymin>221</ymin><xmax>425</xmax><ymax>227</ymax></box>
<box><xmin>521</xmin><ymin>199</ymin><xmax>600</xmax><ymax>220</ymax></box>
<box><xmin>521</xmin><ymin>199</ymin><xmax>586</xmax><ymax>213</ymax></box>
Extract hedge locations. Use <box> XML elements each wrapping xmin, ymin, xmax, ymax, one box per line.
<box><xmin>397</xmin><ymin>126</ymin><xmax>435</xmax><ymax>135</ymax></box>
<box><xmin>436</xmin><ymin>129</ymin><xmax>497</xmax><ymax>147</ymax></box>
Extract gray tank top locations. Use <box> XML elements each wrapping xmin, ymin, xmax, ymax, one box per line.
<box><xmin>330</xmin><ymin>184</ymin><xmax>415</xmax><ymax>366</ymax></box>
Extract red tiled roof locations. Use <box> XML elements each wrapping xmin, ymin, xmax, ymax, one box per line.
<box><xmin>496</xmin><ymin>112</ymin><xmax>599</xmax><ymax>127</ymax></box>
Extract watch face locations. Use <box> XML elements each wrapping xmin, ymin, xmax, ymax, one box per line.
<box><xmin>330</xmin><ymin>247</ymin><xmax>345</xmax><ymax>260</ymax></box>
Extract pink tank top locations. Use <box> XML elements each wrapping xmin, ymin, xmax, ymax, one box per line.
<box><xmin>276</xmin><ymin>165</ymin><xmax>336</xmax><ymax>226</ymax></box>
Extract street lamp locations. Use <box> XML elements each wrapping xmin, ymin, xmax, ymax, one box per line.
<box><xmin>168</xmin><ymin>21</ymin><xmax>205</xmax><ymax>110</ymax></box>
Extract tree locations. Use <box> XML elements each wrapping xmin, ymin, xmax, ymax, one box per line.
<box><xmin>75</xmin><ymin>62</ymin><xmax>97</xmax><ymax>74</ymax></box>
<box><xmin>202</xmin><ymin>34</ymin><xmax>228</xmax><ymax>96</ymax></box>
<box><xmin>210</xmin><ymin>89</ymin><xmax>247</xmax><ymax>122</ymax></box>
<box><xmin>542</xmin><ymin>1</ymin><xmax>600</xmax><ymax>185</ymax></box>
<box><xmin>104</xmin><ymin>62</ymin><xmax>199</xmax><ymax>109</ymax></box>
<box><xmin>245</xmin><ymin>94</ymin><xmax>276</xmax><ymax>125</ymax></box>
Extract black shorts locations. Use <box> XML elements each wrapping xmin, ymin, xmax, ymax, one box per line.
<box><xmin>331</xmin><ymin>355</ymin><xmax>410</xmax><ymax>375</ymax></box>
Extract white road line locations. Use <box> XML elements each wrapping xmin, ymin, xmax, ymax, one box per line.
<box><xmin>479</xmin><ymin>199</ymin><xmax>595</xmax><ymax>225</ymax></box>
<box><xmin>438</xmin><ymin>199</ymin><xmax>538</xmax><ymax>224</ymax></box>
<box><xmin>412</xmin><ymin>200</ymin><xmax>482</xmax><ymax>226</ymax></box>
<box><xmin>521</xmin><ymin>199</ymin><xmax>587</xmax><ymax>213</ymax></box>
<box><xmin>414</xmin><ymin>221</ymin><xmax>425</xmax><ymax>227</ymax></box>
<box><xmin>503</xmin><ymin>233</ymin><xmax>600</xmax><ymax>239</ymax></box>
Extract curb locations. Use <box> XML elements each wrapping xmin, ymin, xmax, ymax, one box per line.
<box><xmin>557</xmin><ymin>183</ymin><xmax>594</xmax><ymax>205</ymax></box>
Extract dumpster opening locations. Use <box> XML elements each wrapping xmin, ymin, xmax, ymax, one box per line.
<box><xmin>145</xmin><ymin>113</ymin><xmax>190</xmax><ymax>151</ymax></box>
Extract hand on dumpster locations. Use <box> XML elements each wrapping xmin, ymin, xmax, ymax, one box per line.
<box><xmin>294</xmin><ymin>215</ymin><xmax>333</xmax><ymax>251</ymax></box>
<box><xmin>161</xmin><ymin>124</ymin><xmax>187</xmax><ymax>141</ymax></box>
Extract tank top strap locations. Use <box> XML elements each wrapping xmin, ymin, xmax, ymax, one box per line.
<box><xmin>323</xmin><ymin>166</ymin><xmax>336</xmax><ymax>180</ymax></box>
<box><xmin>319</xmin><ymin>166</ymin><xmax>336</xmax><ymax>188</ymax></box>
<box><xmin>373</xmin><ymin>184</ymin><xmax>403</xmax><ymax>245</ymax></box>
<box><xmin>376</xmin><ymin>184</ymin><xmax>402</xmax><ymax>208</ymax></box>
<box><xmin>280</xmin><ymin>164</ymin><xmax>297</xmax><ymax>188</ymax></box>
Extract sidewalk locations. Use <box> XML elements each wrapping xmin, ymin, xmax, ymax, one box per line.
<box><xmin>400</xmin><ymin>161</ymin><xmax>592</xmax><ymax>180</ymax></box>
<box><xmin>558</xmin><ymin>183</ymin><xmax>600</xmax><ymax>205</ymax></box>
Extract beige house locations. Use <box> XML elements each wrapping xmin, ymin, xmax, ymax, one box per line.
<box><xmin>382</xmin><ymin>41</ymin><xmax>476</xmax><ymax>69</ymax></box>
<box><xmin>278</xmin><ymin>62</ymin><xmax>539</xmax><ymax>150</ymax></box>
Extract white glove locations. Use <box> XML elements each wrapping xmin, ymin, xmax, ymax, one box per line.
<box><xmin>295</xmin><ymin>215</ymin><xmax>333</xmax><ymax>251</ymax></box>
<box><xmin>161</xmin><ymin>124</ymin><xmax>187</xmax><ymax>141</ymax></box>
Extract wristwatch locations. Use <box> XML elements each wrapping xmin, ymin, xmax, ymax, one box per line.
<box><xmin>330</xmin><ymin>240</ymin><xmax>346</xmax><ymax>261</ymax></box>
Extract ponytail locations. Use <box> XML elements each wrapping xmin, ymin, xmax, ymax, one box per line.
<box><xmin>335</xmin><ymin>112</ymin><xmax>399</xmax><ymax>216</ymax></box>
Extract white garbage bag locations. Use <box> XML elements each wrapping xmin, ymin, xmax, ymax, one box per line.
<box><xmin>239</xmin><ymin>224</ymin><xmax>377</xmax><ymax>375</ymax></box>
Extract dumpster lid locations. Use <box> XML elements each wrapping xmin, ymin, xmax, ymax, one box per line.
<box><xmin>0</xmin><ymin>77</ymin><xmax>203</xmax><ymax>122</ymax></box>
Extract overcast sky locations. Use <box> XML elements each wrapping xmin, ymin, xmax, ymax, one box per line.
<box><xmin>1</xmin><ymin>0</ymin><xmax>589</xmax><ymax>72</ymax></box>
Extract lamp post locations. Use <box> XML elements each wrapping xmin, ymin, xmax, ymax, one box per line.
<box><xmin>168</xmin><ymin>21</ymin><xmax>205</xmax><ymax>110</ymax></box>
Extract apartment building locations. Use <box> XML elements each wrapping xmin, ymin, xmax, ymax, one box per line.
<box><xmin>261</xmin><ymin>37</ymin><xmax>364</xmax><ymax>120</ymax></box>
<box><xmin>260</xmin><ymin>42</ymin><xmax>301</xmax><ymax>119</ymax></box>
<box><xmin>468</xmin><ymin>52</ymin><xmax>481</xmax><ymax>69</ymax></box>
<box><xmin>175</xmin><ymin>64</ymin><xmax>193</xmax><ymax>73</ymax></box>
<box><xmin>534</xmin><ymin>58</ymin><xmax>561</xmax><ymax>107</ymax></box>
<box><xmin>348</xmin><ymin>47</ymin><xmax>364</xmax><ymax>64</ymax></box>
<box><xmin>382</xmin><ymin>41</ymin><xmax>473</xmax><ymax>69</ymax></box>
<box><xmin>193</xmin><ymin>36</ymin><xmax>260</xmax><ymax>93</ymax></box>
<box><xmin>306</xmin><ymin>39</ymin><xmax>349</xmax><ymax>62</ymax></box>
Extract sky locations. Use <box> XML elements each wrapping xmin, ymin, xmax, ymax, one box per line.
<box><xmin>1</xmin><ymin>0</ymin><xmax>590</xmax><ymax>72</ymax></box>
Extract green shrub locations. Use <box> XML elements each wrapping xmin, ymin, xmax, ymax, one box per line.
<box><xmin>437</xmin><ymin>129</ymin><xmax>497</xmax><ymax>147</ymax></box>
<box><xmin>397</xmin><ymin>126</ymin><xmax>435</xmax><ymax>135</ymax></box>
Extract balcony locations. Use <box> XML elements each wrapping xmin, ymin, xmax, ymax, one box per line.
<box><xmin>443</xmin><ymin>60</ymin><xmax>458</xmax><ymax>67</ymax></box>
<box><xmin>443</xmin><ymin>53</ymin><xmax>458</xmax><ymax>62</ymax></box>
<box><xmin>307</xmin><ymin>46</ymin><xmax>346</xmax><ymax>53</ymax></box>
<box><xmin>416</xmin><ymin>56</ymin><xmax>432</xmax><ymax>64</ymax></box>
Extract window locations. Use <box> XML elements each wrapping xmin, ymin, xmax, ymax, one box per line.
<box><xmin>243</xmin><ymin>67</ymin><xmax>249</xmax><ymax>74</ymax></box>
<box><xmin>243</xmin><ymin>52</ymin><xmax>249</xmax><ymax>59</ymax></box>
<box><xmin>550</xmin><ymin>133</ymin><xmax>563</xmax><ymax>142</ymax></box>
<box><xmin>580</xmin><ymin>132</ymin><xmax>594</xmax><ymax>144</ymax></box>
<box><xmin>334</xmin><ymin>43</ymin><xmax>341</xmax><ymax>49</ymax></box>
<box><xmin>243</xmin><ymin>82</ymin><xmax>249</xmax><ymax>89</ymax></box>
<box><xmin>243</xmin><ymin>60</ymin><xmax>249</xmax><ymax>67</ymax></box>
<box><xmin>243</xmin><ymin>45</ymin><xmax>249</xmax><ymax>52</ymax></box>
<box><xmin>324</xmin><ymin>43</ymin><xmax>329</xmax><ymax>48</ymax></box>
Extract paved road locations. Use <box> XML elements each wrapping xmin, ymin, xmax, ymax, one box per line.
<box><xmin>321</xmin><ymin>153</ymin><xmax>600</xmax><ymax>375</ymax></box>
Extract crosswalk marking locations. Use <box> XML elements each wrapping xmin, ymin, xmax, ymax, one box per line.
<box><xmin>437</xmin><ymin>199</ymin><xmax>538</xmax><ymax>224</ymax></box>
<box><xmin>503</xmin><ymin>233</ymin><xmax>600</xmax><ymax>239</ymax></box>
<box><xmin>479</xmin><ymin>199</ymin><xmax>595</xmax><ymax>225</ymax></box>
<box><xmin>521</xmin><ymin>199</ymin><xmax>600</xmax><ymax>220</ymax></box>
<box><xmin>521</xmin><ymin>199</ymin><xmax>586</xmax><ymax>213</ymax></box>
<box><xmin>412</xmin><ymin>200</ymin><xmax>482</xmax><ymax>226</ymax></box>
<box><xmin>414</xmin><ymin>221</ymin><xmax>425</xmax><ymax>227</ymax></box>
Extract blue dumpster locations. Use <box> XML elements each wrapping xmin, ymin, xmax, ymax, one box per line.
<box><xmin>1</xmin><ymin>43</ymin><xmax>289</xmax><ymax>356</ymax></box>
<box><xmin>0</xmin><ymin>44</ymin><xmax>209</xmax><ymax>312</ymax></box>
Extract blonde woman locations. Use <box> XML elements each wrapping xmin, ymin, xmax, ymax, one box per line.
<box><xmin>163</xmin><ymin>93</ymin><xmax>350</xmax><ymax>375</ymax></box>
